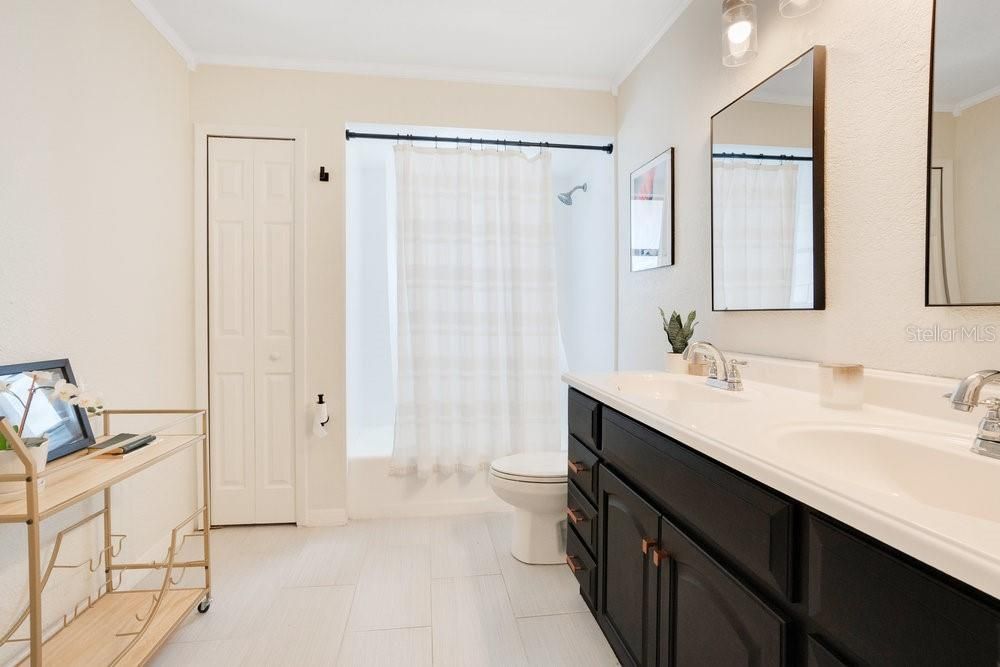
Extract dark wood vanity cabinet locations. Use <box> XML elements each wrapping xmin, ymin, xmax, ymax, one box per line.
<box><xmin>568</xmin><ymin>389</ymin><xmax>1000</xmax><ymax>667</ymax></box>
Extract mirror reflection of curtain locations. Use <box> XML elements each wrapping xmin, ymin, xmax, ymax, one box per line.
<box><xmin>713</xmin><ymin>160</ymin><xmax>808</xmax><ymax>310</ymax></box>
<box><xmin>390</xmin><ymin>145</ymin><xmax>561</xmax><ymax>476</ymax></box>
<box><xmin>928</xmin><ymin>162</ymin><xmax>960</xmax><ymax>304</ymax></box>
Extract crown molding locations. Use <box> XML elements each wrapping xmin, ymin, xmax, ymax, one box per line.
<box><xmin>952</xmin><ymin>83</ymin><xmax>1000</xmax><ymax>117</ymax></box>
<box><xmin>612</xmin><ymin>0</ymin><xmax>695</xmax><ymax>94</ymax></box>
<box><xmin>194</xmin><ymin>53</ymin><xmax>613</xmax><ymax>92</ymax></box>
<box><xmin>130</xmin><ymin>0</ymin><xmax>197</xmax><ymax>70</ymax></box>
<box><xmin>747</xmin><ymin>91</ymin><xmax>813</xmax><ymax>107</ymax></box>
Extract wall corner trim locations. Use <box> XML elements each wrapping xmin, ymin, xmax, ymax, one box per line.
<box><xmin>130</xmin><ymin>0</ymin><xmax>198</xmax><ymax>70</ymax></box>
<box><xmin>612</xmin><ymin>0</ymin><xmax>696</xmax><ymax>92</ymax></box>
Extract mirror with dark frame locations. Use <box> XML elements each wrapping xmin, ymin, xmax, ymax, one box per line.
<box><xmin>711</xmin><ymin>46</ymin><xmax>826</xmax><ymax>311</ymax></box>
<box><xmin>926</xmin><ymin>1</ymin><xmax>1000</xmax><ymax>306</ymax></box>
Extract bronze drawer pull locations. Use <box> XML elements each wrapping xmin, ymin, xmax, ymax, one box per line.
<box><xmin>566</xmin><ymin>555</ymin><xmax>584</xmax><ymax>572</ymax></box>
<box><xmin>566</xmin><ymin>507</ymin><xmax>585</xmax><ymax>524</ymax></box>
<box><xmin>641</xmin><ymin>537</ymin><xmax>657</xmax><ymax>555</ymax></box>
<box><xmin>568</xmin><ymin>460</ymin><xmax>588</xmax><ymax>474</ymax></box>
<box><xmin>652</xmin><ymin>548</ymin><xmax>671</xmax><ymax>568</ymax></box>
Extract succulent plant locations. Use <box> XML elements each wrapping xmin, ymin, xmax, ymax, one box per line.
<box><xmin>659</xmin><ymin>308</ymin><xmax>697</xmax><ymax>354</ymax></box>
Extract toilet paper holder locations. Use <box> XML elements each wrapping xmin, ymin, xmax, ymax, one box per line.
<box><xmin>316</xmin><ymin>394</ymin><xmax>330</xmax><ymax>426</ymax></box>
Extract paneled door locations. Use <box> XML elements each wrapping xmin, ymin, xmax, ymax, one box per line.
<box><xmin>598</xmin><ymin>468</ymin><xmax>659</xmax><ymax>666</ymax></box>
<box><xmin>656</xmin><ymin>515</ymin><xmax>787</xmax><ymax>666</ymax></box>
<box><xmin>208</xmin><ymin>137</ymin><xmax>297</xmax><ymax>525</ymax></box>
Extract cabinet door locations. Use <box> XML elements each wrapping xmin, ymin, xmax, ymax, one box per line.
<box><xmin>807</xmin><ymin>513</ymin><xmax>1000</xmax><ymax>665</ymax></box>
<box><xmin>657</xmin><ymin>516</ymin><xmax>787</xmax><ymax>667</ymax></box>
<box><xmin>598</xmin><ymin>468</ymin><xmax>660</xmax><ymax>666</ymax></box>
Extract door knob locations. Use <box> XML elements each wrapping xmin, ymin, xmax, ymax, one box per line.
<box><xmin>566</xmin><ymin>507</ymin><xmax>584</xmax><ymax>524</ymax></box>
<box><xmin>565</xmin><ymin>555</ymin><xmax>584</xmax><ymax>573</ymax></box>
<box><xmin>568</xmin><ymin>460</ymin><xmax>588</xmax><ymax>474</ymax></box>
<box><xmin>641</xmin><ymin>537</ymin><xmax>657</xmax><ymax>555</ymax></box>
<box><xmin>652</xmin><ymin>548</ymin><xmax>671</xmax><ymax>568</ymax></box>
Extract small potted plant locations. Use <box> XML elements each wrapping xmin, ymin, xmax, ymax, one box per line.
<box><xmin>659</xmin><ymin>308</ymin><xmax>697</xmax><ymax>373</ymax></box>
<box><xmin>0</xmin><ymin>372</ymin><xmax>102</xmax><ymax>496</ymax></box>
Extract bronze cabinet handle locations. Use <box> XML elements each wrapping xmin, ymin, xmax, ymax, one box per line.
<box><xmin>566</xmin><ymin>555</ymin><xmax>584</xmax><ymax>572</ymax></box>
<box><xmin>567</xmin><ymin>460</ymin><xmax>588</xmax><ymax>474</ymax></box>
<box><xmin>641</xmin><ymin>537</ymin><xmax>657</xmax><ymax>555</ymax></box>
<box><xmin>652</xmin><ymin>548</ymin><xmax>671</xmax><ymax>568</ymax></box>
<box><xmin>566</xmin><ymin>507</ymin><xmax>584</xmax><ymax>524</ymax></box>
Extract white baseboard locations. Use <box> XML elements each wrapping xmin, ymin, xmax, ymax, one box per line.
<box><xmin>303</xmin><ymin>507</ymin><xmax>348</xmax><ymax>526</ymax></box>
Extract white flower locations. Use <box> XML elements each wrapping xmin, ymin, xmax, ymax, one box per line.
<box><xmin>52</xmin><ymin>380</ymin><xmax>80</xmax><ymax>402</ymax></box>
<box><xmin>75</xmin><ymin>392</ymin><xmax>105</xmax><ymax>416</ymax></box>
<box><xmin>28</xmin><ymin>370</ymin><xmax>54</xmax><ymax>384</ymax></box>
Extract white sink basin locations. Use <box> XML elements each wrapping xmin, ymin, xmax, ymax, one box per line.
<box><xmin>764</xmin><ymin>424</ymin><xmax>1000</xmax><ymax>521</ymax></box>
<box><xmin>611</xmin><ymin>372</ymin><xmax>752</xmax><ymax>403</ymax></box>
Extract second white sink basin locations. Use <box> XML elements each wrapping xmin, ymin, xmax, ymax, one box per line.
<box><xmin>764</xmin><ymin>424</ymin><xmax>1000</xmax><ymax>521</ymax></box>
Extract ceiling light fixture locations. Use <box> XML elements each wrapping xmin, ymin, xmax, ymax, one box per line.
<box><xmin>722</xmin><ymin>0</ymin><xmax>759</xmax><ymax>67</ymax></box>
<box><xmin>779</xmin><ymin>0</ymin><xmax>823</xmax><ymax>18</ymax></box>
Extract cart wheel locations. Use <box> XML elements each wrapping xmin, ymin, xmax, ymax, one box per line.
<box><xmin>198</xmin><ymin>598</ymin><xmax>212</xmax><ymax>613</ymax></box>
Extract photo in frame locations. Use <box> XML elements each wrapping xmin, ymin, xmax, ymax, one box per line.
<box><xmin>629</xmin><ymin>148</ymin><xmax>675</xmax><ymax>271</ymax></box>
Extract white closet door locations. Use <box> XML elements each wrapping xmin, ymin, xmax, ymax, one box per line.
<box><xmin>208</xmin><ymin>137</ymin><xmax>296</xmax><ymax>525</ymax></box>
<box><xmin>251</xmin><ymin>140</ymin><xmax>297</xmax><ymax>523</ymax></box>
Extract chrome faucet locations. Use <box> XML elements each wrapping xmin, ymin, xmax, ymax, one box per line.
<box><xmin>947</xmin><ymin>370</ymin><xmax>1000</xmax><ymax>460</ymax></box>
<box><xmin>683</xmin><ymin>341</ymin><xmax>747</xmax><ymax>391</ymax></box>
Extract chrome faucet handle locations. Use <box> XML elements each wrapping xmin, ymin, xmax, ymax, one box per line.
<box><xmin>727</xmin><ymin>359</ymin><xmax>748</xmax><ymax>373</ymax></box>
<box><xmin>707</xmin><ymin>359</ymin><xmax>719</xmax><ymax>379</ymax></box>
<box><xmin>973</xmin><ymin>399</ymin><xmax>1000</xmax><ymax>459</ymax></box>
<box><xmin>726</xmin><ymin>359</ymin><xmax>747</xmax><ymax>391</ymax></box>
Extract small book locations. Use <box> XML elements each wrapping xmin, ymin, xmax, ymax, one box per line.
<box><xmin>89</xmin><ymin>433</ymin><xmax>156</xmax><ymax>456</ymax></box>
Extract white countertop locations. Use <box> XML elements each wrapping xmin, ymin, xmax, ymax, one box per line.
<box><xmin>564</xmin><ymin>370</ymin><xmax>1000</xmax><ymax>601</ymax></box>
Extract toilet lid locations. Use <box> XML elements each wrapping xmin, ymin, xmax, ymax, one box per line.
<box><xmin>490</xmin><ymin>452</ymin><xmax>567</xmax><ymax>483</ymax></box>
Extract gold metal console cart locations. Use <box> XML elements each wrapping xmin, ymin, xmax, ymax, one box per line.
<box><xmin>0</xmin><ymin>409</ymin><xmax>212</xmax><ymax>666</ymax></box>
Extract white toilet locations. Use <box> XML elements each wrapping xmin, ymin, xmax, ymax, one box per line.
<box><xmin>489</xmin><ymin>452</ymin><xmax>568</xmax><ymax>564</ymax></box>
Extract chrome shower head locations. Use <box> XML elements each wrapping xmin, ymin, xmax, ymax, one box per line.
<box><xmin>558</xmin><ymin>183</ymin><xmax>588</xmax><ymax>206</ymax></box>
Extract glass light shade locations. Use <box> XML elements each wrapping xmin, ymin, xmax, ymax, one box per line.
<box><xmin>722</xmin><ymin>0</ymin><xmax>758</xmax><ymax>67</ymax></box>
<box><xmin>779</xmin><ymin>0</ymin><xmax>823</xmax><ymax>18</ymax></box>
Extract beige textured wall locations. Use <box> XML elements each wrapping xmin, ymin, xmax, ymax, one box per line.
<box><xmin>616</xmin><ymin>0</ymin><xmax>998</xmax><ymax>377</ymax></box>
<box><xmin>0</xmin><ymin>0</ymin><xmax>194</xmax><ymax>657</ymax></box>
<box><xmin>931</xmin><ymin>111</ymin><xmax>955</xmax><ymax>160</ymax></box>
<box><xmin>713</xmin><ymin>100</ymin><xmax>812</xmax><ymax>148</ymax></box>
<box><xmin>189</xmin><ymin>66</ymin><xmax>616</xmax><ymax>513</ymax></box>
<box><xmin>952</xmin><ymin>96</ymin><xmax>1000</xmax><ymax>303</ymax></box>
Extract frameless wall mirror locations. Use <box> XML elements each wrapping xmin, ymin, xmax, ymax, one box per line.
<box><xmin>711</xmin><ymin>46</ymin><xmax>826</xmax><ymax>311</ymax></box>
<box><xmin>629</xmin><ymin>148</ymin><xmax>675</xmax><ymax>271</ymax></box>
<box><xmin>926</xmin><ymin>2</ymin><xmax>1000</xmax><ymax>306</ymax></box>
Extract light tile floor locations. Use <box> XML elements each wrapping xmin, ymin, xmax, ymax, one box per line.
<box><xmin>151</xmin><ymin>513</ymin><xmax>619</xmax><ymax>667</ymax></box>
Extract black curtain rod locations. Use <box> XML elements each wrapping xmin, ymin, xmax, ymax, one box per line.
<box><xmin>346</xmin><ymin>130</ymin><xmax>613</xmax><ymax>154</ymax></box>
<box><xmin>713</xmin><ymin>152</ymin><xmax>812</xmax><ymax>162</ymax></box>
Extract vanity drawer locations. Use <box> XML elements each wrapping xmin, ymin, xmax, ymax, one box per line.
<box><xmin>602</xmin><ymin>408</ymin><xmax>794</xmax><ymax>600</ymax></box>
<box><xmin>806</xmin><ymin>513</ymin><xmax>1000</xmax><ymax>666</ymax></box>
<box><xmin>568</xmin><ymin>435</ymin><xmax>599</xmax><ymax>504</ymax></box>
<box><xmin>569</xmin><ymin>388</ymin><xmax>601</xmax><ymax>453</ymax></box>
<box><xmin>566</xmin><ymin>480</ymin><xmax>598</xmax><ymax>558</ymax></box>
<box><xmin>566</xmin><ymin>524</ymin><xmax>598</xmax><ymax>610</ymax></box>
